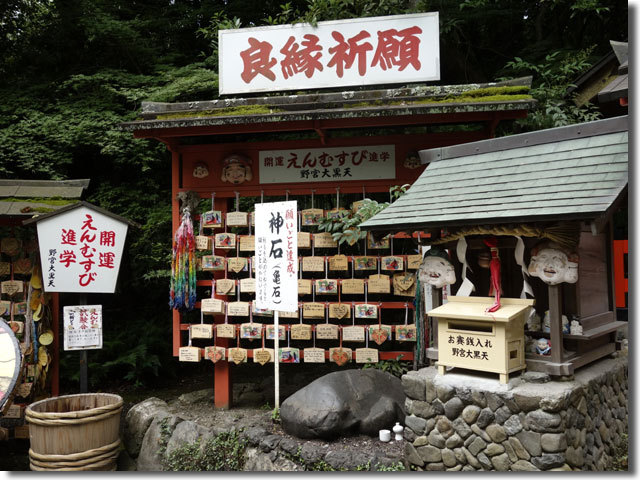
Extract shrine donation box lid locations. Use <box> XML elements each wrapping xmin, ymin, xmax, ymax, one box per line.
<box><xmin>428</xmin><ymin>296</ymin><xmax>534</xmax><ymax>322</ymax></box>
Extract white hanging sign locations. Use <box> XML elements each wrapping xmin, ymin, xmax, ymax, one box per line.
<box><xmin>36</xmin><ymin>206</ymin><xmax>128</xmax><ymax>293</ymax></box>
<box><xmin>255</xmin><ymin>201</ymin><xmax>298</xmax><ymax>312</ymax></box>
<box><xmin>63</xmin><ymin>305</ymin><xmax>103</xmax><ymax>350</ymax></box>
<box><xmin>219</xmin><ymin>12</ymin><xmax>440</xmax><ymax>94</ymax></box>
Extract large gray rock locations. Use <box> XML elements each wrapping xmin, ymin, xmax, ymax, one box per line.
<box><xmin>165</xmin><ymin>420</ymin><xmax>211</xmax><ymax>457</ymax></box>
<box><xmin>124</xmin><ymin>397</ymin><xmax>169</xmax><ymax>458</ymax></box>
<box><xmin>137</xmin><ymin>413</ymin><xmax>183</xmax><ymax>471</ymax></box>
<box><xmin>280</xmin><ymin>369</ymin><xmax>406</xmax><ymax>439</ymax></box>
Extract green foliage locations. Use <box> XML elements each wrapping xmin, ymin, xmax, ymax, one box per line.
<box><xmin>163</xmin><ymin>430</ymin><xmax>247</xmax><ymax>471</ymax></box>
<box><xmin>374</xmin><ymin>461</ymin><xmax>406</xmax><ymax>471</ymax></box>
<box><xmin>611</xmin><ymin>433</ymin><xmax>628</xmax><ymax>470</ymax></box>
<box><xmin>362</xmin><ymin>355</ymin><xmax>410</xmax><ymax>378</ymax></box>
<box><xmin>271</xmin><ymin>407</ymin><xmax>281</xmax><ymax>423</ymax></box>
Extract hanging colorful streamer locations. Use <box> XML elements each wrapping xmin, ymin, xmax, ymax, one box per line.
<box><xmin>170</xmin><ymin>209</ymin><xmax>197</xmax><ymax>311</ymax></box>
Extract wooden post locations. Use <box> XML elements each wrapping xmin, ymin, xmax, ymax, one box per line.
<box><xmin>548</xmin><ymin>284</ymin><xmax>564</xmax><ymax>364</ymax></box>
<box><xmin>431</xmin><ymin>286</ymin><xmax>442</xmax><ymax>350</ymax></box>
<box><xmin>274</xmin><ymin>310</ymin><xmax>280</xmax><ymax>410</ymax></box>
<box><xmin>51</xmin><ymin>292</ymin><xmax>60</xmax><ymax>397</ymax></box>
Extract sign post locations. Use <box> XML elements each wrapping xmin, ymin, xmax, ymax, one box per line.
<box><xmin>255</xmin><ymin>201</ymin><xmax>298</xmax><ymax>409</ymax></box>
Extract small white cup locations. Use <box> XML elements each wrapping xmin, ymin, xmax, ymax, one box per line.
<box><xmin>379</xmin><ymin>429</ymin><xmax>391</xmax><ymax>442</ymax></box>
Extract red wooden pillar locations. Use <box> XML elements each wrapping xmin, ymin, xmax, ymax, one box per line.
<box><xmin>171</xmin><ymin>149</ymin><xmax>181</xmax><ymax>357</ymax></box>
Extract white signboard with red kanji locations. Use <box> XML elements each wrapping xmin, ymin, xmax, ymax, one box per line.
<box><xmin>63</xmin><ymin>305</ymin><xmax>103</xmax><ymax>350</ymax></box>
<box><xmin>36</xmin><ymin>206</ymin><xmax>128</xmax><ymax>293</ymax></box>
<box><xmin>219</xmin><ymin>12</ymin><xmax>439</xmax><ymax>95</ymax></box>
<box><xmin>259</xmin><ymin>145</ymin><xmax>395</xmax><ymax>183</ymax></box>
<box><xmin>254</xmin><ymin>201</ymin><xmax>298</xmax><ymax>312</ymax></box>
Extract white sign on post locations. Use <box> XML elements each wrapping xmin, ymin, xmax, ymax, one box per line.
<box><xmin>36</xmin><ymin>205</ymin><xmax>128</xmax><ymax>293</ymax></box>
<box><xmin>63</xmin><ymin>305</ymin><xmax>103</xmax><ymax>350</ymax></box>
<box><xmin>255</xmin><ymin>201</ymin><xmax>298</xmax><ymax>312</ymax></box>
<box><xmin>219</xmin><ymin>12</ymin><xmax>440</xmax><ymax>95</ymax></box>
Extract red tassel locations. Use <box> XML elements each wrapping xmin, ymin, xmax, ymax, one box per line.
<box><xmin>484</xmin><ymin>237</ymin><xmax>501</xmax><ymax>312</ymax></box>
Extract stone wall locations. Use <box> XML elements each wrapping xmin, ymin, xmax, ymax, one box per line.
<box><xmin>401</xmin><ymin>356</ymin><xmax>628</xmax><ymax>471</ymax></box>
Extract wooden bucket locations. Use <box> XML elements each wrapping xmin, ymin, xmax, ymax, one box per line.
<box><xmin>25</xmin><ymin>393</ymin><xmax>123</xmax><ymax>471</ymax></box>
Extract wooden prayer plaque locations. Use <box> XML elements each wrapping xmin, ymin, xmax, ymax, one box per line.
<box><xmin>216</xmin><ymin>324</ymin><xmax>236</xmax><ymax>338</ymax></box>
<box><xmin>227</xmin><ymin>257</ymin><xmax>247</xmax><ymax>274</ymax></box>
<box><xmin>301</xmin><ymin>209</ymin><xmax>323</xmax><ymax>226</ymax></box>
<box><xmin>407</xmin><ymin>254</ymin><xmax>423</xmax><ymax>270</ymax></box>
<box><xmin>329</xmin><ymin>347</ymin><xmax>352</xmax><ymax>366</ymax></box>
<box><xmin>368</xmin><ymin>325</ymin><xmax>392</xmax><ymax>345</ymax></box>
<box><xmin>341</xmin><ymin>278</ymin><xmax>364</xmax><ymax>294</ymax></box>
<box><xmin>191</xmin><ymin>324</ymin><xmax>213</xmax><ymax>339</ymax></box>
<box><xmin>266</xmin><ymin>325</ymin><xmax>286</xmax><ymax>340</ymax></box>
<box><xmin>354</xmin><ymin>304</ymin><xmax>378</xmax><ymax>320</ymax></box>
<box><xmin>229</xmin><ymin>348</ymin><xmax>247</xmax><ymax>364</ymax></box>
<box><xmin>202</xmin><ymin>210</ymin><xmax>223</xmax><ymax>229</ymax></box>
<box><xmin>329</xmin><ymin>255</ymin><xmax>349</xmax><ymax>271</ymax></box>
<box><xmin>351</xmin><ymin>200</ymin><xmax>366</xmax><ymax>212</ymax></box>
<box><xmin>313</xmin><ymin>232</ymin><xmax>338</xmax><ymax>248</ymax></box>
<box><xmin>240</xmin><ymin>323</ymin><xmax>263</xmax><ymax>339</ymax></box>
<box><xmin>329</xmin><ymin>303</ymin><xmax>351</xmax><ymax>320</ymax></box>
<box><xmin>252</xmin><ymin>304</ymin><xmax>273</xmax><ymax>317</ymax></box>
<box><xmin>303</xmin><ymin>347</ymin><xmax>325</xmax><ymax>363</ymax></box>
<box><xmin>302</xmin><ymin>256</ymin><xmax>324</xmax><ymax>272</ymax></box>
<box><xmin>201</xmin><ymin>298</ymin><xmax>224</xmax><ymax>315</ymax></box>
<box><xmin>316</xmin><ymin>323</ymin><xmax>339</xmax><ymax>339</ymax></box>
<box><xmin>226</xmin><ymin>211</ymin><xmax>249</xmax><ymax>227</ymax></box>
<box><xmin>202</xmin><ymin>255</ymin><xmax>225</xmax><ymax>271</ymax></box>
<box><xmin>254</xmin><ymin>348</ymin><xmax>274</xmax><ymax>365</ymax></box>
<box><xmin>179</xmin><ymin>346</ymin><xmax>201</xmax><ymax>362</ymax></box>
<box><xmin>298</xmin><ymin>279</ymin><xmax>312</xmax><ymax>295</ymax></box>
<box><xmin>240</xmin><ymin>278</ymin><xmax>256</xmax><ymax>293</ymax></box>
<box><xmin>342</xmin><ymin>325</ymin><xmax>365</xmax><ymax>342</ymax></box>
<box><xmin>381</xmin><ymin>256</ymin><xmax>404</xmax><ymax>271</ymax></box>
<box><xmin>0</xmin><ymin>262</ymin><xmax>9</xmax><ymax>276</ymax></box>
<box><xmin>393</xmin><ymin>273</ymin><xmax>417</xmax><ymax>297</ymax></box>
<box><xmin>205</xmin><ymin>346</ymin><xmax>226</xmax><ymax>363</ymax></box>
<box><xmin>355</xmin><ymin>348</ymin><xmax>379</xmax><ymax>364</ymax></box>
<box><xmin>239</xmin><ymin>235</ymin><xmax>255</xmax><ymax>251</ymax></box>
<box><xmin>227</xmin><ymin>301</ymin><xmax>249</xmax><ymax>316</ymax></box>
<box><xmin>297</xmin><ymin>232</ymin><xmax>311</xmax><ymax>249</ymax></box>
<box><xmin>195</xmin><ymin>235</ymin><xmax>211</xmax><ymax>251</ymax></box>
<box><xmin>277</xmin><ymin>309</ymin><xmax>299</xmax><ymax>319</ymax></box>
<box><xmin>303</xmin><ymin>302</ymin><xmax>325</xmax><ymax>319</ymax></box>
<box><xmin>396</xmin><ymin>325</ymin><xmax>417</xmax><ymax>342</ymax></box>
<box><xmin>316</xmin><ymin>279</ymin><xmax>338</xmax><ymax>295</ymax></box>
<box><xmin>216</xmin><ymin>279</ymin><xmax>236</xmax><ymax>295</ymax></box>
<box><xmin>0</xmin><ymin>301</ymin><xmax>11</xmax><ymax>316</ymax></box>
<box><xmin>13</xmin><ymin>258</ymin><xmax>31</xmax><ymax>275</ymax></box>
<box><xmin>326</xmin><ymin>208</ymin><xmax>348</xmax><ymax>219</ymax></box>
<box><xmin>279</xmin><ymin>347</ymin><xmax>300</xmax><ymax>363</ymax></box>
<box><xmin>1</xmin><ymin>281</ymin><xmax>23</xmax><ymax>296</ymax></box>
<box><xmin>215</xmin><ymin>233</ymin><xmax>236</xmax><ymax>249</ymax></box>
<box><xmin>368</xmin><ymin>274</ymin><xmax>390</xmax><ymax>294</ymax></box>
<box><xmin>354</xmin><ymin>256</ymin><xmax>377</xmax><ymax>271</ymax></box>
<box><xmin>290</xmin><ymin>324</ymin><xmax>312</xmax><ymax>340</ymax></box>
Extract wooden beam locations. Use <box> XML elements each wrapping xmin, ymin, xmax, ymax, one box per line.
<box><xmin>548</xmin><ymin>284</ymin><xmax>565</xmax><ymax>364</ymax></box>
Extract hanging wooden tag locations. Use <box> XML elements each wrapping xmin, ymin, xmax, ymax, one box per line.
<box><xmin>202</xmin><ymin>210</ymin><xmax>223</xmax><ymax>228</ymax></box>
<box><xmin>249</xmin><ymin>212</ymin><xmax>256</xmax><ymax>226</ymax></box>
<box><xmin>13</xmin><ymin>258</ymin><xmax>31</xmax><ymax>275</ymax></box>
<box><xmin>201</xmin><ymin>298</ymin><xmax>224</xmax><ymax>315</ymax></box>
<box><xmin>266</xmin><ymin>325</ymin><xmax>286</xmax><ymax>340</ymax></box>
<box><xmin>228</xmin><ymin>301</ymin><xmax>249</xmax><ymax>316</ymax></box>
<box><xmin>202</xmin><ymin>255</ymin><xmax>225</xmax><ymax>271</ymax></box>
<box><xmin>316</xmin><ymin>324</ymin><xmax>339</xmax><ymax>339</ymax></box>
<box><xmin>329</xmin><ymin>347</ymin><xmax>352</xmax><ymax>366</ymax></box>
<box><xmin>239</xmin><ymin>235</ymin><xmax>255</xmax><ymax>252</ymax></box>
<box><xmin>302</xmin><ymin>256</ymin><xmax>324</xmax><ymax>272</ymax></box>
<box><xmin>252</xmin><ymin>304</ymin><xmax>273</xmax><ymax>317</ymax></box>
<box><xmin>279</xmin><ymin>347</ymin><xmax>300</xmax><ymax>363</ymax></box>
<box><xmin>1</xmin><ymin>238</ymin><xmax>21</xmax><ymax>256</ymax></box>
<box><xmin>326</xmin><ymin>208</ymin><xmax>348</xmax><ymax>219</ymax></box>
<box><xmin>278</xmin><ymin>309</ymin><xmax>299</xmax><ymax>319</ymax></box>
<box><xmin>301</xmin><ymin>209</ymin><xmax>323</xmax><ymax>226</ymax></box>
<box><xmin>407</xmin><ymin>254</ymin><xmax>423</xmax><ymax>270</ymax></box>
<box><xmin>0</xmin><ymin>301</ymin><xmax>11</xmax><ymax>315</ymax></box>
<box><xmin>227</xmin><ymin>257</ymin><xmax>248</xmax><ymax>274</ymax></box>
<box><xmin>393</xmin><ymin>273</ymin><xmax>417</xmax><ymax>297</ymax></box>
<box><xmin>297</xmin><ymin>279</ymin><xmax>312</xmax><ymax>295</ymax></box>
<box><xmin>351</xmin><ymin>200</ymin><xmax>366</xmax><ymax>212</ymax></box>
<box><xmin>240</xmin><ymin>323</ymin><xmax>263</xmax><ymax>339</ymax></box>
<box><xmin>240</xmin><ymin>278</ymin><xmax>256</xmax><ymax>293</ymax></box>
<box><xmin>342</xmin><ymin>325</ymin><xmax>365</xmax><ymax>342</ymax></box>
<box><xmin>215</xmin><ymin>233</ymin><xmax>236</xmax><ymax>249</ymax></box>
<box><xmin>368</xmin><ymin>325</ymin><xmax>392</xmax><ymax>345</ymax></box>
<box><xmin>216</xmin><ymin>279</ymin><xmax>236</xmax><ymax>295</ymax></box>
<box><xmin>195</xmin><ymin>235</ymin><xmax>212</xmax><ymax>251</ymax></box>
<box><xmin>354</xmin><ymin>304</ymin><xmax>378</xmax><ymax>320</ymax></box>
<box><xmin>329</xmin><ymin>303</ymin><xmax>351</xmax><ymax>320</ymax></box>
<box><xmin>297</xmin><ymin>232</ymin><xmax>311</xmax><ymax>249</ymax></box>
<box><xmin>368</xmin><ymin>274</ymin><xmax>390</xmax><ymax>294</ymax></box>
<box><xmin>313</xmin><ymin>232</ymin><xmax>338</xmax><ymax>248</ymax></box>
<box><xmin>205</xmin><ymin>346</ymin><xmax>226</xmax><ymax>363</ymax></box>
<box><xmin>191</xmin><ymin>324</ymin><xmax>213</xmax><ymax>339</ymax></box>
<box><xmin>229</xmin><ymin>347</ymin><xmax>247</xmax><ymax>364</ymax></box>
<box><xmin>10</xmin><ymin>321</ymin><xmax>24</xmax><ymax>335</ymax></box>
<box><xmin>367</xmin><ymin>233</ymin><xmax>390</xmax><ymax>249</ymax></box>
<box><xmin>382</xmin><ymin>256</ymin><xmax>404</xmax><ymax>271</ymax></box>
<box><xmin>216</xmin><ymin>324</ymin><xmax>236</xmax><ymax>338</ymax></box>
<box><xmin>303</xmin><ymin>347</ymin><xmax>326</xmax><ymax>363</ymax></box>
<box><xmin>303</xmin><ymin>302</ymin><xmax>325</xmax><ymax>319</ymax></box>
<box><xmin>329</xmin><ymin>255</ymin><xmax>349</xmax><ymax>271</ymax></box>
<box><xmin>226</xmin><ymin>211</ymin><xmax>249</xmax><ymax>227</ymax></box>
<box><xmin>4</xmin><ymin>404</ymin><xmax>22</xmax><ymax>419</ymax></box>
<box><xmin>179</xmin><ymin>346</ymin><xmax>201</xmax><ymax>362</ymax></box>
<box><xmin>354</xmin><ymin>256</ymin><xmax>377</xmax><ymax>271</ymax></box>
<box><xmin>1</xmin><ymin>280</ymin><xmax>23</xmax><ymax>296</ymax></box>
<box><xmin>316</xmin><ymin>279</ymin><xmax>338</xmax><ymax>295</ymax></box>
<box><xmin>355</xmin><ymin>348</ymin><xmax>379</xmax><ymax>364</ymax></box>
<box><xmin>254</xmin><ymin>348</ymin><xmax>274</xmax><ymax>365</ymax></box>
<box><xmin>396</xmin><ymin>325</ymin><xmax>417</xmax><ymax>342</ymax></box>
<box><xmin>0</xmin><ymin>262</ymin><xmax>10</xmax><ymax>276</ymax></box>
<box><xmin>290</xmin><ymin>324</ymin><xmax>312</xmax><ymax>340</ymax></box>
<box><xmin>341</xmin><ymin>278</ymin><xmax>364</xmax><ymax>294</ymax></box>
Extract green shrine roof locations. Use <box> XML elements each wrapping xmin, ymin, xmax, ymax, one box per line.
<box><xmin>360</xmin><ymin>115</ymin><xmax>628</xmax><ymax>232</ymax></box>
<box><xmin>0</xmin><ymin>179</ymin><xmax>89</xmax><ymax>217</ymax></box>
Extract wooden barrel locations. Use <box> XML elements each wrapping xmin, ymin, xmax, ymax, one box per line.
<box><xmin>25</xmin><ymin>393</ymin><xmax>123</xmax><ymax>471</ymax></box>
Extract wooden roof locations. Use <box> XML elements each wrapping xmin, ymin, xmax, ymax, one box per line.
<box><xmin>0</xmin><ymin>179</ymin><xmax>89</xmax><ymax>217</ymax></box>
<box><xmin>360</xmin><ymin>115</ymin><xmax>628</xmax><ymax>232</ymax></box>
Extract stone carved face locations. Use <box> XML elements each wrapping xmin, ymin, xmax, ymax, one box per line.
<box><xmin>418</xmin><ymin>250</ymin><xmax>456</xmax><ymax>288</ymax></box>
<box><xmin>193</xmin><ymin>162</ymin><xmax>209</xmax><ymax>178</ymax></box>
<box><xmin>528</xmin><ymin>243</ymin><xmax>579</xmax><ymax>286</ymax></box>
<box><xmin>221</xmin><ymin>155</ymin><xmax>252</xmax><ymax>184</ymax></box>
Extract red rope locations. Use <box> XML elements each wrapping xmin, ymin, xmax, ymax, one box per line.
<box><xmin>484</xmin><ymin>237</ymin><xmax>501</xmax><ymax>312</ymax></box>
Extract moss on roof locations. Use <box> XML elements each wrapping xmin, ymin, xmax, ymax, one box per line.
<box><xmin>0</xmin><ymin>197</ymin><xmax>78</xmax><ymax>206</ymax></box>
